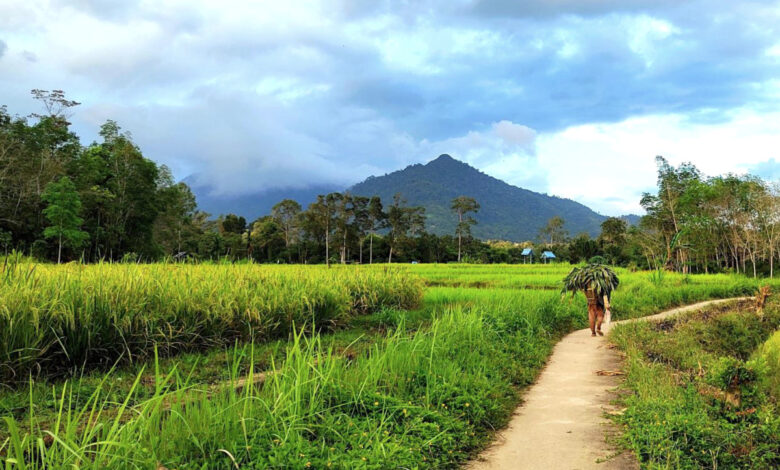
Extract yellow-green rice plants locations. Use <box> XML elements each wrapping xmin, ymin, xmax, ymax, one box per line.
<box><xmin>0</xmin><ymin>262</ymin><xmax>422</xmax><ymax>383</ymax></box>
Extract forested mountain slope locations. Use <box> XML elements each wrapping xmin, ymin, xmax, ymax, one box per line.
<box><xmin>350</xmin><ymin>154</ymin><xmax>606</xmax><ymax>241</ymax></box>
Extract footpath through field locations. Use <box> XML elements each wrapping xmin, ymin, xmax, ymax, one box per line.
<box><xmin>467</xmin><ymin>297</ymin><xmax>750</xmax><ymax>470</ymax></box>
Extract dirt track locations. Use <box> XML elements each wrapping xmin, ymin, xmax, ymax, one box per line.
<box><xmin>467</xmin><ymin>297</ymin><xmax>749</xmax><ymax>470</ymax></box>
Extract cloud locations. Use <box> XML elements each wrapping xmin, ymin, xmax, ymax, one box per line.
<box><xmin>419</xmin><ymin>120</ymin><xmax>546</xmax><ymax>192</ymax></box>
<box><xmin>469</xmin><ymin>0</ymin><xmax>683</xmax><ymax>18</ymax></box>
<box><xmin>746</xmin><ymin>158</ymin><xmax>780</xmax><ymax>181</ymax></box>
<box><xmin>536</xmin><ymin>107</ymin><xmax>780</xmax><ymax>215</ymax></box>
<box><xmin>0</xmin><ymin>0</ymin><xmax>779</xmax><ymax>213</ymax></box>
<box><xmin>0</xmin><ymin>40</ymin><xmax>6</xmax><ymax>59</ymax></box>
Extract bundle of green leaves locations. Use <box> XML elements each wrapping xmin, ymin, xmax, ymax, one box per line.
<box><xmin>561</xmin><ymin>263</ymin><xmax>620</xmax><ymax>298</ymax></box>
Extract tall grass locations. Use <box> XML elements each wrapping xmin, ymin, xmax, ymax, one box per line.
<box><xmin>1</xmin><ymin>262</ymin><xmax>772</xmax><ymax>468</ymax></box>
<box><xmin>610</xmin><ymin>301</ymin><xmax>780</xmax><ymax>468</ymax></box>
<box><xmin>0</xmin><ymin>261</ymin><xmax>422</xmax><ymax>383</ymax></box>
<box><xmin>1</xmin><ymin>301</ymin><xmax>565</xmax><ymax>469</ymax></box>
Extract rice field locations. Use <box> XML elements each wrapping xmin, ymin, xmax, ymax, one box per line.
<box><xmin>0</xmin><ymin>260</ymin><xmax>423</xmax><ymax>383</ymax></box>
<box><xmin>0</xmin><ymin>261</ymin><xmax>774</xmax><ymax>468</ymax></box>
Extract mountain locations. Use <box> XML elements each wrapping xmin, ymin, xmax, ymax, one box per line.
<box><xmin>619</xmin><ymin>214</ymin><xmax>642</xmax><ymax>226</ymax></box>
<box><xmin>186</xmin><ymin>178</ymin><xmax>340</xmax><ymax>221</ymax></box>
<box><xmin>349</xmin><ymin>154</ymin><xmax>607</xmax><ymax>241</ymax></box>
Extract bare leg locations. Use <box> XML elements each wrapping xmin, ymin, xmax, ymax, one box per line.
<box><xmin>588</xmin><ymin>306</ymin><xmax>596</xmax><ymax>336</ymax></box>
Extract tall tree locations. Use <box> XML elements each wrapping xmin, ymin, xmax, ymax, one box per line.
<box><xmin>153</xmin><ymin>175</ymin><xmax>198</xmax><ymax>256</ymax></box>
<box><xmin>333</xmin><ymin>193</ymin><xmax>353</xmax><ymax>264</ymax></box>
<box><xmin>598</xmin><ymin>217</ymin><xmax>627</xmax><ymax>265</ymax></box>
<box><xmin>250</xmin><ymin>216</ymin><xmax>285</xmax><ymax>262</ymax></box>
<box><xmin>0</xmin><ymin>92</ymin><xmax>81</xmax><ymax>251</ymax></box>
<box><xmin>271</xmin><ymin>199</ymin><xmax>302</xmax><ymax>261</ymax></box>
<box><xmin>757</xmin><ymin>183</ymin><xmax>780</xmax><ymax>277</ymax></box>
<box><xmin>386</xmin><ymin>193</ymin><xmax>425</xmax><ymax>263</ymax></box>
<box><xmin>351</xmin><ymin>196</ymin><xmax>371</xmax><ymax>264</ymax></box>
<box><xmin>640</xmin><ymin>156</ymin><xmax>701</xmax><ymax>272</ymax></box>
<box><xmin>41</xmin><ymin>176</ymin><xmax>88</xmax><ymax>263</ymax></box>
<box><xmin>451</xmin><ymin>196</ymin><xmax>479</xmax><ymax>262</ymax></box>
<box><xmin>367</xmin><ymin>196</ymin><xmax>385</xmax><ymax>264</ymax></box>
<box><xmin>304</xmin><ymin>194</ymin><xmax>340</xmax><ymax>267</ymax></box>
<box><xmin>539</xmin><ymin>216</ymin><xmax>567</xmax><ymax>245</ymax></box>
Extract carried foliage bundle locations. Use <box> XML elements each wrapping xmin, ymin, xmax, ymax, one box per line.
<box><xmin>562</xmin><ymin>263</ymin><xmax>620</xmax><ymax>298</ymax></box>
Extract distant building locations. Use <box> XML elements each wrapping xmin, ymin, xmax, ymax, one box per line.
<box><xmin>521</xmin><ymin>248</ymin><xmax>533</xmax><ymax>264</ymax></box>
<box><xmin>541</xmin><ymin>251</ymin><xmax>556</xmax><ymax>264</ymax></box>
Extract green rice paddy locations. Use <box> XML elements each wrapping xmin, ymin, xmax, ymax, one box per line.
<box><xmin>0</xmin><ymin>262</ymin><xmax>773</xmax><ymax>469</ymax></box>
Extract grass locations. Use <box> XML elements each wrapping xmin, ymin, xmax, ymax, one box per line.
<box><xmin>0</xmin><ymin>259</ymin><xmax>423</xmax><ymax>383</ymax></box>
<box><xmin>0</xmin><ymin>261</ymin><xmax>775</xmax><ymax>468</ymax></box>
<box><xmin>610</xmin><ymin>299</ymin><xmax>780</xmax><ymax>469</ymax></box>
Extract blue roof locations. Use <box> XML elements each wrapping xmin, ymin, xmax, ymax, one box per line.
<box><xmin>521</xmin><ymin>248</ymin><xmax>533</xmax><ymax>256</ymax></box>
<box><xmin>542</xmin><ymin>251</ymin><xmax>556</xmax><ymax>258</ymax></box>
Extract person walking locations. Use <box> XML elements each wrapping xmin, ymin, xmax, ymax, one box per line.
<box><xmin>562</xmin><ymin>263</ymin><xmax>619</xmax><ymax>337</ymax></box>
<box><xmin>584</xmin><ymin>287</ymin><xmax>611</xmax><ymax>336</ymax></box>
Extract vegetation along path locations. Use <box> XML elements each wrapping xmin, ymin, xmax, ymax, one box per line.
<box><xmin>468</xmin><ymin>297</ymin><xmax>750</xmax><ymax>470</ymax></box>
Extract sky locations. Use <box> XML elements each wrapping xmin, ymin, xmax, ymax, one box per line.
<box><xmin>1</xmin><ymin>0</ymin><xmax>779</xmax><ymax>215</ymax></box>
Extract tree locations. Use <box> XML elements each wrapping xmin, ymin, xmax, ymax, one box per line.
<box><xmin>640</xmin><ymin>156</ymin><xmax>701</xmax><ymax>272</ymax></box>
<box><xmin>79</xmin><ymin>121</ymin><xmax>161</xmax><ymax>259</ymax></box>
<box><xmin>304</xmin><ymin>193</ymin><xmax>340</xmax><ymax>267</ymax></box>
<box><xmin>539</xmin><ymin>216</ymin><xmax>567</xmax><ymax>244</ymax></box>
<box><xmin>29</xmin><ymin>89</ymin><xmax>80</xmax><ymax>123</ymax></box>
<box><xmin>41</xmin><ymin>176</ymin><xmax>88</xmax><ymax>263</ymax></box>
<box><xmin>0</xmin><ymin>229</ymin><xmax>10</xmax><ymax>255</ymax></box>
<box><xmin>598</xmin><ymin>217</ymin><xmax>627</xmax><ymax>265</ymax></box>
<box><xmin>333</xmin><ymin>193</ymin><xmax>353</xmax><ymax>264</ymax></box>
<box><xmin>756</xmin><ymin>183</ymin><xmax>780</xmax><ymax>277</ymax></box>
<box><xmin>451</xmin><ymin>196</ymin><xmax>479</xmax><ymax>262</ymax></box>
<box><xmin>599</xmin><ymin>218</ymin><xmax>627</xmax><ymax>245</ymax></box>
<box><xmin>153</xmin><ymin>180</ymin><xmax>198</xmax><ymax>256</ymax></box>
<box><xmin>351</xmin><ymin>196</ymin><xmax>371</xmax><ymax>264</ymax></box>
<box><xmin>271</xmin><ymin>199</ymin><xmax>301</xmax><ymax>261</ymax></box>
<box><xmin>250</xmin><ymin>216</ymin><xmax>285</xmax><ymax>262</ymax></box>
<box><xmin>367</xmin><ymin>196</ymin><xmax>386</xmax><ymax>264</ymax></box>
<box><xmin>569</xmin><ymin>233</ymin><xmax>600</xmax><ymax>264</ymax></box>
<box><xmin>1</xmin><ymin>92</ymin><xmax>81</xmax><ymax>253</ymax></box>
<box><xmin>386</xmin><ymin>193</ymin><xmax>425</xmax><ymax>263</ymax></box>
<box><xmin>220</xmin><ymin>214</ymin><xmax>247</xmax><ymax>234</ymax></box>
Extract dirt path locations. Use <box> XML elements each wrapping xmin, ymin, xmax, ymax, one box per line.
<box><xmin>467</xmin><ymin>297</ymin><xmax>750</xmax><ymax>470</ymax></box>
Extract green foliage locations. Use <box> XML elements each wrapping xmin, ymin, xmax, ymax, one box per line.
<box><xmin>752</xmin><ymin>331</ymin><xmax>780</xmax><ymax>401</ymax></box>
<box><xmin>611</xmin><ymin>301</ymin><xmax>780</xmax><ymax>469</ymax></box>
<box><xmin>561</xmin><ymin>263</ymin><xmax>619</xmax><ymax>298</ymax></box>
<box><xmin>539</xmin><ymin>215</ymin><xmax>568</xmax><ymax>244</ymax></box>
<box><xmin>386</xmin><ymin>193</ymin><xmax>426</xmax><ymax>262</ymax></box>
<box><xmin>350</xmin><ymin>154</ymin><xmax>604</xmax><ymax>241</ymax></box>
<box><xmin>640</xmin><ymin>156</ymin><xmax>780</xmax><ymax>276</ymax></box>
<box><xmin>41</xmin><ymin>176</ymin><xmax>88</xmax><ymax>262</ymax></box>
<box><xmin>0</xmin><ymin>263</ymin><xmax>773</xmax><ymax>468</ymax></box>
<box><xmin>451</xmin><ymin>195</ymin><xmax>480</xmax><ymax>262</ymax></box>
<box><xmin>219</xmin><ymin>213</ymin><xmax>246</xmax><ymax>234</ymax></box>
<box><xmin>0</xmin><ymin>94</ymin><xmax>211</xmax><ymax>262</ymax></box>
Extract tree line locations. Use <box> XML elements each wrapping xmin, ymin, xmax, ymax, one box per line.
<box><xmin>639</xmin><ymin>156</ymin><xmax>780</xmax><ymax>277</ymax></box>
<box><xmin>2</xmin><ymin>93</ymin><xmax>778</xmax><ymax>274</ymax></box>
<box><xmin>532</xmin><ymin>157</ymin><xmax>780</xmax><ymax>278</ymax></box>
<box><xmin>1</xmin><ymin>91</ymin><xmax>199</xmax><ymax>261</ymax></box>
<box><xmin>0</xmin><ymin>91</ymin><xmax>486</xmax><ymax>264</ymax></box>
